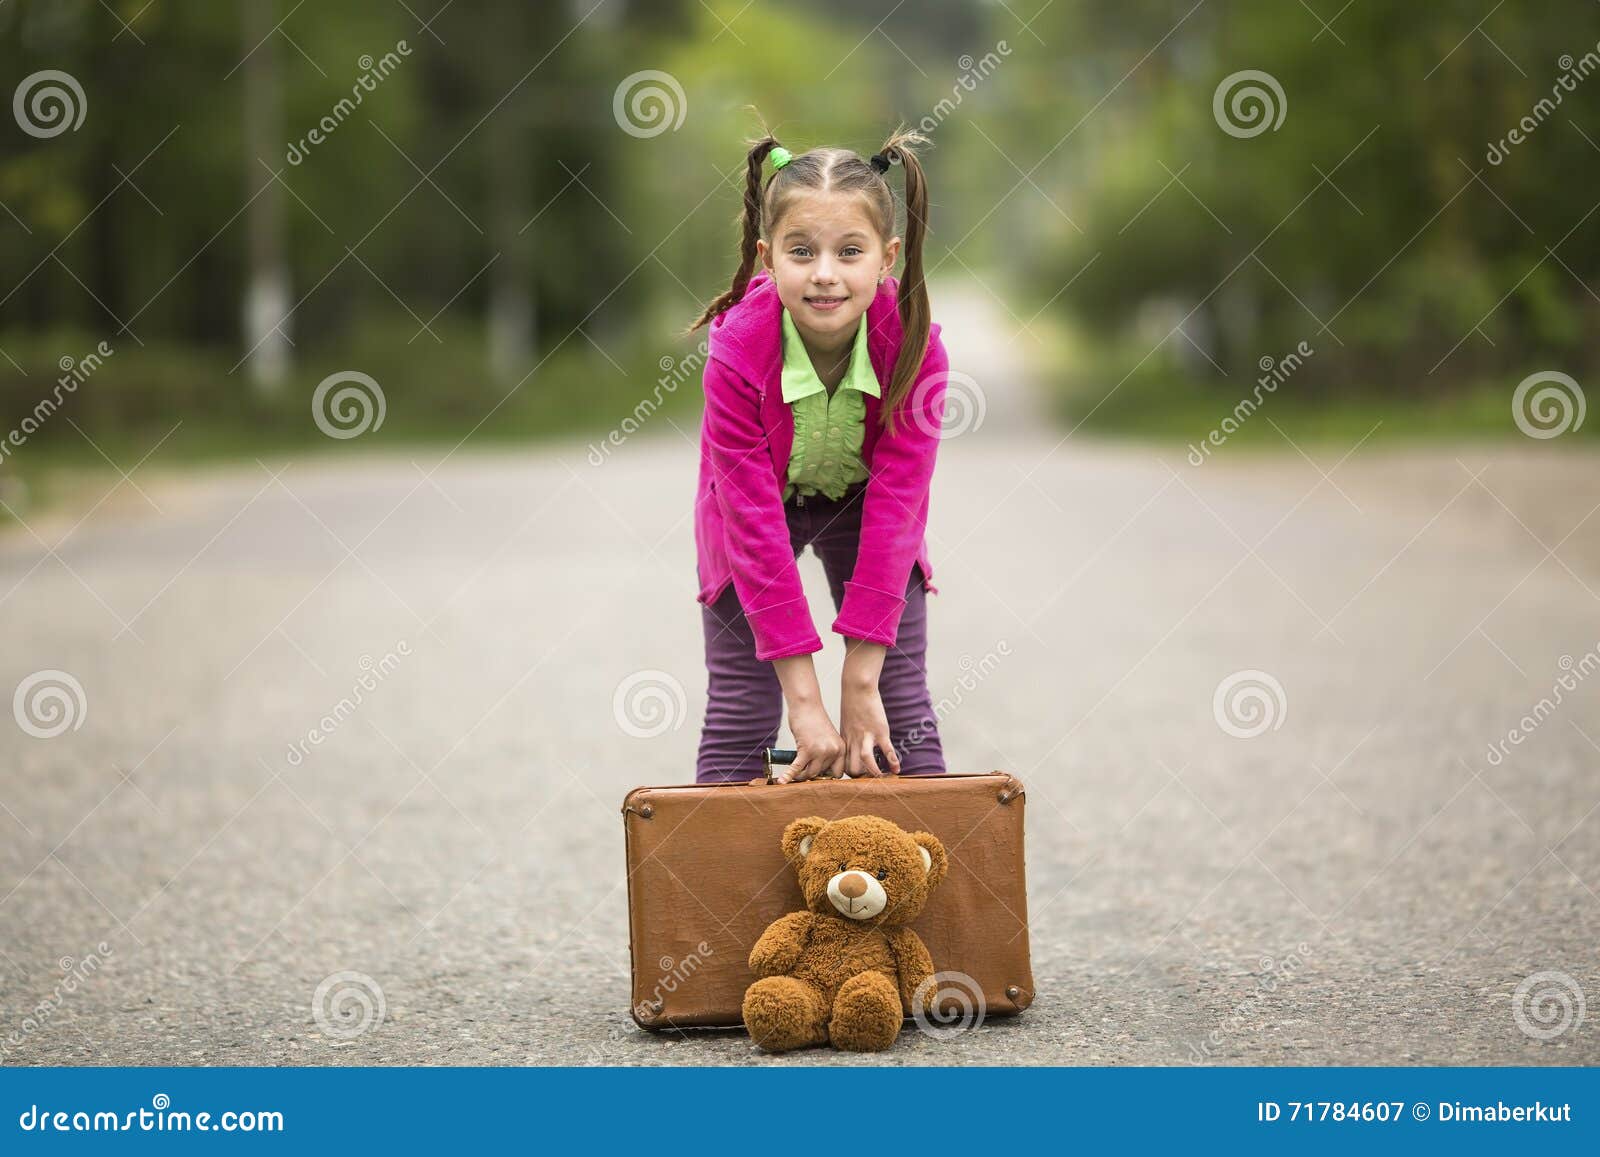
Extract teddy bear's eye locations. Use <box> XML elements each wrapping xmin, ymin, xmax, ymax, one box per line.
<box><xmin>875</xmin><ymin>868</ymin><xmax>888</xmax><ymax>880</ymax></box>
<box><xmin>838</xmin><ymin>862</ymin><xmax>848</xmax><ymax>873</ymax></box>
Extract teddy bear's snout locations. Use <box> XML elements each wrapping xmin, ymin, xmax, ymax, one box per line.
<box><xmin>826</xmin><ymin>869</ymin><xmax>887</xmax><ymax>920</ymax></box>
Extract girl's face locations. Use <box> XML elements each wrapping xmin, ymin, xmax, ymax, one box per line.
<box><xmin>757</xmin><ymin>190</ymin><xmax>901</xmax><ymax>345</ymax></box>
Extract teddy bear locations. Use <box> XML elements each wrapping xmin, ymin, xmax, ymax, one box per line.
<box><xmin>742</xmin><ymin>813</ymin><xmax>949</xmax><ymax>1052</ymax></box>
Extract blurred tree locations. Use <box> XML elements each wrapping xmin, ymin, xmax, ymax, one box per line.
<box><xmin>241</xmin><ymin>0</ymin><xmax>291</xmax><ymax>392</ymax></box>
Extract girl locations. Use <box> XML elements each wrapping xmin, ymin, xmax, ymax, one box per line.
<box><xmin>688</xmin><ymin>127</ymin><xmax>949</xmax><ymax>785</ymax></box>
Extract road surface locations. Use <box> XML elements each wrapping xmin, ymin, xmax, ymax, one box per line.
<box><xmin>2</xmin><ymin>298</ymin><xmax>1598</xmax><ymax>1065</ymax></box>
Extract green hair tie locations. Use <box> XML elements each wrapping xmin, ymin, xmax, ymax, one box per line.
<box><xmin>769</xmin><ymin>146</ymin><xmax>793</xmax><ymax>170</ymax></box>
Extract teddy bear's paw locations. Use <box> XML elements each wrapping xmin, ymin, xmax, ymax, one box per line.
<box><xmin>827</xmin><ymin>971</ymin><xmax>903</xmax><ymax>1052</ymax></box>
<box><xmin>742</xmin><ymin>976</ymin><xmax>829</xmax><ymax>1052</ymax></box>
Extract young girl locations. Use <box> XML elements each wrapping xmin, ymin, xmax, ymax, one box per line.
<box><xmin>688</xmin><ymin>127</ymin><xmax>949</xmax><ymax>785</ymax></box>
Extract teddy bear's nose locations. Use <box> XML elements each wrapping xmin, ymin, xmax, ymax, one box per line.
<box><xmin>838</xmin><ymin>872</ymin><xmax>868</xmax><ymax>898</ymax></box>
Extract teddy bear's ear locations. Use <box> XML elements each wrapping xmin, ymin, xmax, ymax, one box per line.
<box><xmin>781</xmin><ymin>816</ymin><xmax>828</xmax><ymax>862</ymax></box>
<box><xmin>909</xmin><ymin>831</ymin><xmax>948</xmax><ymax>890</ymax></box>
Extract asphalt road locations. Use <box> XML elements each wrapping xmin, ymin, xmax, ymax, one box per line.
<box><xmin>2</xmin><ymin>343</ymin><xmax>1598</xmax><ymax>1065</ymax></box>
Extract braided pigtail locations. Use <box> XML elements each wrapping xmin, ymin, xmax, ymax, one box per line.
<box><xmin>873</xmin><ymin>126</ymin><xmax>932</xmax><ymax>436</ymax></box>
<box><xmin>687</xmin><ymin>136</ymin><xmax>781</xmax><ymax>332</ymax></box>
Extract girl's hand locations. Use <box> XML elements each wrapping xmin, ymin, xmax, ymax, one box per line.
<box><xmin>785</xmin><ymin>698</ymin><xmax>846</xmax><ymax>782</ymax></box>
<box><xmin>772</xmin><ymin>656</ymin><xmax>845</xmax><ymax>781</ymax></box>
<box><xmin>839</xmin><ymin>639</ymin><xmax>899</xmax><ymax>777</ymax></box>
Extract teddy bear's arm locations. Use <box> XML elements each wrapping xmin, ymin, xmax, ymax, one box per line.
<box><xmin>748</xmin><ymin>911</ymin><xmax>814</xmax><ymax>977</ymax></box>
<box><xmin>885</xmin><ymin>927</ymin><xmax>935</xmax><ymax>1012</ymax></box>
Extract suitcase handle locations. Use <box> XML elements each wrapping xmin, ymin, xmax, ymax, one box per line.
<box><xmin>761</xmin><ymin>747</ymin><xmax>894</xmax><ymax>783</ymax></box>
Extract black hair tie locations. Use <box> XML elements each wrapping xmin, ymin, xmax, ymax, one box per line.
<box><xmin>869</xmin><ymin>152</ymin><xmax>892</xmax><ymax>174</ymax></box>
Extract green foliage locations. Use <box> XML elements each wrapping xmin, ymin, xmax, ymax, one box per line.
<box><xmin>1004</xmin><ymin>0</ymin><xmax>1600</xmax><ymax>404</ymax></box>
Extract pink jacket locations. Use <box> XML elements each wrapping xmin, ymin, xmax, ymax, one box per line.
<box><xmin>694</xmin><ymin>271</ymin><xmax>945</xmax><ymax>661</ymax></box>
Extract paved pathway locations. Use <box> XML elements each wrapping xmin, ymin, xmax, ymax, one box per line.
<box><xmin>2</xmin><ymin>291</ymin><xmax>1598</xmax><ymax>1065</ymax></box>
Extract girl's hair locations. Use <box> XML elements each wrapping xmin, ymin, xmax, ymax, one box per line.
<box><xmin>688</xmin><ymin>126</ymin><xmax>932</xmax><ymax>434</ymax></box>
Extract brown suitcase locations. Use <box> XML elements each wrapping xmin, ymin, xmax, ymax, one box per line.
<box><xmin>621</xmin><ymin>759</ymin><xmax>1034</xmax><ymax>1030</ymax></box>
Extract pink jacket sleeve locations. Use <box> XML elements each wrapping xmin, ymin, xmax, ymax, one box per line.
<box><xmin>831</xmin><ymin>328</ymin><xmax>947</xmax><ymax>648</ymax></box>
<box><xmin>702</xmin><ymin>357</ymin><xmax>823</xmax><ymax>661</ymax></box>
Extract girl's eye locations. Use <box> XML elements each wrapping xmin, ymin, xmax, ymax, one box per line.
<box><xmin>841</xmin><ymin>246</ymin><xmax>863</xmax><ymax>257</ymax></box>
<box><xmin>875</xmin><ymin>868</ymin><xmax>888</xmax><ymax>881</ymax></box>
<box><xmin>790</xmin><ymin>247</ymin><xmax>812</xmax><ymax>258</ymax></box>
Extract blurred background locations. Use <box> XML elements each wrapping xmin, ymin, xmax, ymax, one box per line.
<box><xmin>3</xmin><ymin>0</ymin><xmax>1596</xmax><ymax>508</ymax></box>
<box><xmin>3</xmin><ymin>1</ymin><xmax>1598</xmax><ymax>1066</ymax></box>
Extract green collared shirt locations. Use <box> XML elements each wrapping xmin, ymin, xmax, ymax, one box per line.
<box><xmin>780</xmin><ymin>308</ymin><xmax>879</xmax><ymax>503</ymax></box>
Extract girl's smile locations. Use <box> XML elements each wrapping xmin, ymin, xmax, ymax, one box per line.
<box><xmin>803</xmin><ymin>294</ymin><xmax>849</xmax><ymax>312</ymax></box>
<box><xmin>756</xmin><ymin>189</ymin><xmax>901</xmax><ymax>353</ymax></box>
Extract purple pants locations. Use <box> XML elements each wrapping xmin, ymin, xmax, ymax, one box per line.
<box><xmin>695</xmin><ymin>480</ymin><xmax>947</xmax><ymax>783</ymax></box>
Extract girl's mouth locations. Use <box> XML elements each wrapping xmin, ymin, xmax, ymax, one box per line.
<box><xmin>804</xmin><ymin>296</ymin><xmax>848</xmax><ymax>312</ymax></box>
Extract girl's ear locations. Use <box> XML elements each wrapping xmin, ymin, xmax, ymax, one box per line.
<box><xmin>756</xmin><ymin>238</ymin><xmax>773</xmax><ymax>273</ymax></box>
<box><xmin>880</xmin><ymin>236</ymin><xmax>901</xmax><ymax>279</ymax></box>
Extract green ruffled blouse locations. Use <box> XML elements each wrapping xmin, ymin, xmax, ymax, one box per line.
<box><xmin>780</xmin><ymin>307</ymin><xmax>880</xmax><ymax>504</ymax></box>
